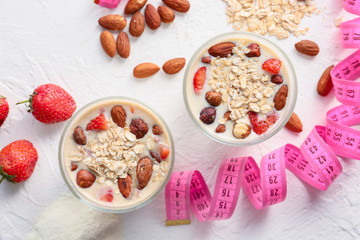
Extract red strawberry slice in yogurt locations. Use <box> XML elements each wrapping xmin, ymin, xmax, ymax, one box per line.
<box><xmin>262</xmin><ymin>58</ymin><xmax>282</xmax><ymax>74</ymax></box>
<box><xmin>193</xmin><ymin>67</ymin><xmax>206</xmax><ymax>94</ymax></box>
<box><xmin>248</xmin><ymin>111</ymin><xmax>279</xmax><ymax>135</ymax></box>
<box><xmin>99</xmin><ymin>188</ymin><xmax>114</xmax><ymax>202</ymax></box>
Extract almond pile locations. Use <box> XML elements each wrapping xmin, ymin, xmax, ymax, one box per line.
<box><xmin>98</xmin><ymin>0</ymin><xmax>190</xmax><ymax>59</ymax></box>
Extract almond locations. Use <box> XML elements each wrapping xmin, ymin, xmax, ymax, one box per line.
<box><xmin>162</xmin><ymin>58</ymin><xmax>186</xmax><ymax>74</ymax></box>
<box><xmin>208</xmin><ymin>42</ymin><xmax>236</xmax><ymax>58</ymax></box>
<box><xmin>133</xmin><ymin>63</ymin><xmax>160</xmax><ymax>78</ymax></box>
<box><xmin>125</xmin><ymin>0</ymin><xmax>147</xmax><ymax>14</ymax></box>
<box><xmin>201</xmin><ymin>56</ymin><xmax>211</xmax><ymax>64</ymax></box>
<box><xmin>73</xmin><ymin>126</ymin><xmax>86</xmax><ymax>145</ymax></box>
<box><xmin>129</xmin><ymin>11</ymin><xmax>145</xmax><ymax>37</ymax></box>
<box><xmin>150</xmin><ymin>151</ymin><xmax>161</xmax><ymax>163</ymax></box>
<box><xmin>118</xmin><ymin>174</ymin><xmax>132</xmax><ymax>198</ymax></box>
<box><xmin>71</xmin><ymin>162</ymin><xmax>78</xmax><ymax>171</ymax></box>
<box><xmin>158</xmin><ymin>6</ymin><xmax>175</xmax><ymax>23</ymax></box>
<box><xmin>76</xmin><ymin>170</ymin><xmax>96</xmax><ymax>188</ymax></box>
<box><xmin>162</xmin><ymin>0</ymin><xmax>190</xmax><ymax>13</ymax></box>
<box><xmin>285</xmin><ymin>112</ymin><xmax>303</xmax><ymax>133</ymax></box>
<box><xmin>295</xmin><ymin>40</ymin><xmax>319</xmax><ymax>56</ymax></box>
<box><xmin>111</xmin><ymin>105</ymin><xmax>126</xmax><ymax>128</ymax></box>
<box><xmin>100</xmin><ymin>31</ymin><xmax>116</xmax><ymax>58</ymax></box>
<box><xmin>116</xmin><ymin>32</ymin><xmax>130</xmax><ymax>58</ymax></box>
<box><xmin>224</xmin><ymin>111</ymin><xmax>231</xmax><ymax>120</ymax></box>
<box><xmin>317</xmin><ymin>65</ymin><xmax>334</xmax><ymax>96</ymax></box>
<box><xmin>273</xmin><ymin>85</ymin><xmax>288</xmax><ymax>111</ymax></box>
<box><xmin>145</xmin><ymin>4</ymin><xmax>161</xmax><ymax>30</ymax></box>
<box><xmin>98</xmin><ymin>15</ymin><xmax>127</xmax><ymax>31</ymax></box>
<box><xmin>136</xmin><ymin>157</ymin><xmax>153</xmax><ymax>190</ymax></box>
<box><xmin>215</xmin><ymin>124</ymin><xmax>226</xmax><ymax>133</ymax></box>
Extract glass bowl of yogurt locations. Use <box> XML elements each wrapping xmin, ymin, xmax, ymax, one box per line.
<box><xmin>183</xmin><ymin>32</ymin><xmax>297</xmax><ymax>146</ymax></box>
<box><xmin>59</xmin><ymin>97</ymin><xmax>174</xmax><ymax>213</ymax></box>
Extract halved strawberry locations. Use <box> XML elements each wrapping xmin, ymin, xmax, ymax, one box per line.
<box><xmin>248</xmin><ymin>111</ymin><xmax>258</xmax><ymax>123</ymax></box>
<box><xmin>86</xmin><ymin>114</ymin><xmax>109</xmax><ymax>131</ymax></box>
<box><xmin>252</xmin><ymin>120</ymin><xmax>269</xmax><ymax>135</ymax></box>
<box><xmin>193</xmin><ymin>67</ymin><xmax>206</xmax><ymax>94</ymax></box>
<box><xmin>248</xmin><ymin>111</ymin><xmax>269</xmax><ymax>135</ymax></box>
<box><xmin>99</xmin><ymin>188</ymin><xmax>114</xmax><ymax>202</ymax></box>
<box><xmin>266</xmin><ymin>111</ymin><xmax>279</xmax><ymax>126</ymax></box>
<box><xmin>262</xmin><ymin>59</ymin><xmax>282</xmax><ymax>74</ymax></box>
<box><xmin>160</xmin><ymin>144</ymin><xmax>170</xmax><ymax>160</ymax></box>
<box><xmin>0</xmin><ymin>96</ymin><xmax>9</xmax><ymax>128</ymax></box>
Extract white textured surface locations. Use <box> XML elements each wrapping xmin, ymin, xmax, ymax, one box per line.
<box><xmin>1</xmin><ymin>0</ymin><xmax>360</xmax><ymax>239</ymax></box>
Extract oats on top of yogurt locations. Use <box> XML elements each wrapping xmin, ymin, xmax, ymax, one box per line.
<box><xmin>186</xmin><ymin>36</ymin><xmax>291</xmax><ymax>143</ymax></box>
<box><xmin>63</xmin><ymin>99</ymin><xmax>172</xmax><ymax>209</ymax></box>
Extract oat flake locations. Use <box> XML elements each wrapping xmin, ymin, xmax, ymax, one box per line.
<box><xmin>224</xmin><ymin>0</ymin><xmax>318</xmax><ymax>39</ymax></box>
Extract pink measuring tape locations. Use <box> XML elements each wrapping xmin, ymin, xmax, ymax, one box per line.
<box><xmin>165</xmin><ymin>1</ymin><xmax>360</xmax><ymax>226</ymax></box>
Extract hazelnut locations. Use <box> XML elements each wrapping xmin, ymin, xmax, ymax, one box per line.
<box><xmin>199</xmin><ymin>107</ymin><xmax>216</xmax><ymax>124</ymax></box>
<box><xmin>201</xmin><ymin>56</ymin><xmax>211</xmax><ymax>64</ymax></box>
<box><xmin>215</xmin><ymin>124</ymin><xmax>226</xmax><ymax>133</ymax></box>
<box><xmin>271</xmin><ymin>74</ymin><xmax>283</xmax><ymax>84</ymax></box>
<box><xmin>152</xmin><ymin>125</ymin><xmax>162</xmax><ymax>135</ymax></box>
<box><xmin>136</xmin><ymin>157</ymin><xmax>153</xmax><ymax>190</ymax></box>
<box><xmin>111</xmin><ymin>105</ymin><xmax>126</xmax><ymax>128</ymax></box>
<box><xmin>130</xmin><ymin>118</ymin><xmax>148</xmax><ymax>139</ymax></box>
<box><xmin>73</xmin><ymin>126</ymin><xmax>86</xmax><ymax>145</ymax></box>
<box><xmin>71</xmin><ymin>162</ymin><xmax>78</xmax><ymax>171</ymax></box>
<box><xmin>233</xmin><ymin>123</ymin><xmax>251</xmax><ymax>139</ymax></box>
<box><xmin>245</xmin><ymin>43</ymin><xmax>261</xmax><ymax>57</ymax></box>
<box><xmin>76</xmin><ymin>170</ymin><xmax>96</xmax><ymax>188</ymax></box>
<box><xmin>205</xmin><ymin>91</ymin><xmax>222</xmax><ymax>106</ymax></box>
<box><xmin>223</xmin><ymin>111</ymin><xmax>231</xmax><ymax>121</ymax></box>
<box><xmin>118</xmin><ymin>174</ymin><xmax>132</xmax><ymax>198</ymax></box>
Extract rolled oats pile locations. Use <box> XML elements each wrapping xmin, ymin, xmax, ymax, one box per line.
<box><xmin>224</xmin><ymin>0</ymin><xmax>318</xmax><ymax>39</ymax></box>
<box><xmin>69</xmin><ymin>118</ymin><xmax>145</xmax><ymax>184</ymax></box>
<box><xmin>208</xmin><ymin>41</ymin><xmax>276</xmax><ymax>124</ymax></box>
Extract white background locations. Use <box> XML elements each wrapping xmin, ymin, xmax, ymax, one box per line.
<box><xmin>1</xmin><ymin>0</ymin><xmax>360</xmax><ymax>239</ymax></box>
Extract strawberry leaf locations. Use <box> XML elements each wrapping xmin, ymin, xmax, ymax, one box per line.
<box><xmin>0</xmin><ymin>166</ymin><xmax>16</xmax><ymax>184</ymax></box>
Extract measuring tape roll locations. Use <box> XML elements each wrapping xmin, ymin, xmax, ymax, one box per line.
<box><xmin>165</xmin><ymin>126</ymin><xmax>348</xmax><ymax>225</ymax></box>
<box><xmin>165</xmin><ymin>0</ymin><xmax>360</xmax><ymax>226</ymax></box>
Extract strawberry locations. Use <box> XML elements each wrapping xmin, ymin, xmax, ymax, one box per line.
<box><xmin>0</xmin><ymin>96</ymin><xmax>9</xmax><ymax>127</ymax></box>
<box><xmin>86</xmin><ymin>113</ymin><xmax>109</xmax><ymax>131</ymax></box>
<box><xmin>248</xmin><ymin>111</ymin><xmax>258</xmax><ymax>124</ymax></box>
<box><xmin>0</xmin><ymin>140</ymin><xmax>38</xmax><ymax>183</ymax></box>
<box><xmin>262</xmin><ymin>58</ymin><xmax>282</xmax><ymax>74</ymax></box>
<box><xmin>266</xmin><ymin>111</ymin><xmax>279</xmax><ymax>126</ymax></box>
<box><xmin>160</xmin><ymin>144</ymin><xmax>170</xmax><ymax>160</ymax></box>
<box><xmin>193</xmin><ymin>67</ymin><xmax>206</xmax><ymax>94</ymax></box>
<box><xmin>248</xmin><ymin>111</ymin><xmax>279</xmax><ymax>135</ymax></box>
<box><xmin>248</xmin><ymin>111</ymin><xmax>268</xmax><ymax>135</ymax></box>
<box><xmin>99</xmin><ymin>188</ymin><xmax>114</xmax><ymax>202</ymax></box>
<box><xmin>17</xmin><ymin>84</ymin><xmax>76</xmax><ymax>124</ymax></box>
<box><xmin>252</xmin><ymin>120</ymin><xmax>269</xmax><ymax>135</ymax></box>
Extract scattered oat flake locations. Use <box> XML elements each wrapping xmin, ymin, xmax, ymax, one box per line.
<box><xmin>224</xmin><ymin>0</ymin><xmax>318</xmax><ymax>39</ymax></box>
<box><xmin>334</xmin><ymin>16</ymin><xmax>343</xmax><ymax>28</ymax></box>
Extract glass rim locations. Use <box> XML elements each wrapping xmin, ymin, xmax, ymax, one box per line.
<box><xmin>183</xmin><ymin>31</ymin><xmax>298</xmax><ymax>146</ymax></box>
<box><xmin>58</xmin><ymin>96</ymin><xmax>175</xmax><ymax>213</ymax></box>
